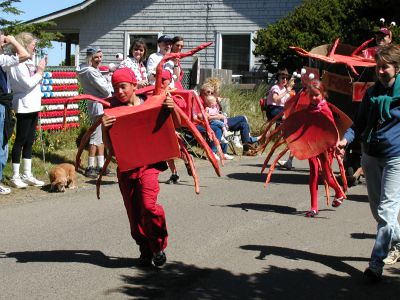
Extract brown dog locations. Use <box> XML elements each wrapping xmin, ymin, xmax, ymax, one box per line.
<box><xmin>49</xmin><ymin>163</ymin><xmax>77</xmax><ymax>192</ymax></box>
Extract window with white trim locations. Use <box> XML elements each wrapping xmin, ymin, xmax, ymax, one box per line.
<box><xmin>220</xmin><ymin>34</ymin><xmax>251</xmax><ymax>74</ymax></box>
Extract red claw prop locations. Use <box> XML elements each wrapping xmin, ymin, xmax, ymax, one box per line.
<box><xmin>76</xmin><ymin>42</ymin><xmax>221</xmax><ymax>198</ymax></box>
<box><xmin>290</xmin><ymin>38</ymin><xmax>376</xmax><ymax>76</ymax></box>
<box><xmin>154</xmin><ymin>42</ymin><xmax>213</xmax><ymax>95</ymax></box>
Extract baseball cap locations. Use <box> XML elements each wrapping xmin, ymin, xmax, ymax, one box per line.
<box><xmin>157</xmin><ymin>35</ymin><xmax>173</xmax><ymax>43</ymax></box>
<box><xmin>86</xmin><ymin>46</ymin><xmax>102</xmax><ymax>55</ymax></box>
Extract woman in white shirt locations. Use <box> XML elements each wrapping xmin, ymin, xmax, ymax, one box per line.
<box><xmin>265</xmin><ymin>68</ymin><xmax>294</xmax><ymax>121</ymax></box>
<box><xmin>5</xmin><ymin>32</ymin><xmax>47</xmax><ymax>189</ymax></box>
<box><xmin>119</xmin><ymin>39</ymin><xmax>149</xmax><ymax>88</ymax></box>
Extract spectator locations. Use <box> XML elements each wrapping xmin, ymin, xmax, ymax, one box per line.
<box><xmin>265</xmin><ymin>68</ymin><xmax>295</xmax><ymax>170</ymax></box>
<box><xmin>5</xmin><ymin>32</ymin><xmax>46</xmax><ymax>189</ymax></box>
<box><xmin>0</xmin><ymin>31</ymin><xmax>29</xmax><ymax>194</ymax></box>
<box><xmin>77</xmin><ymin>47</ymin><xmax>113</xmax><ymax>178</ymax></box>
<box><xmin>170</xmin><ymin>36</ymin><xmax>184</xmax><ymax>89</ymax></box>
<box><xmin>118</xmin><ymin>38</ymin><xmax>149</xmax><ymax>88</ymax></box>
<box><xmin>146</xmin><ymin>35</ymin><xmax>174</xmax><ymax>85</ymax></box>
<box><xmin>196</xmin><ymin>81</ymin><xmax>258</xmax><ymax>158</ymax></box>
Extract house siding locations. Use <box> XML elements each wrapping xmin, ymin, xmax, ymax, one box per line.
<box><xmin>48</xmin><ymin>0</ymin><xmax>302</xmax><ymax>71</ymax></box>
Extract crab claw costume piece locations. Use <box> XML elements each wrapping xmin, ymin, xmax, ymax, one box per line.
<box><xmin>74</xmin><ymin>42</ymin><xmax>220</xmax><ymax>198</ymax></box>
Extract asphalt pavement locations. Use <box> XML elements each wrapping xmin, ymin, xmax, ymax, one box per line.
<box><xmin>0</xmin><ymin>155</ymin><xmax>399</xmax><ymax>299</ymax></box>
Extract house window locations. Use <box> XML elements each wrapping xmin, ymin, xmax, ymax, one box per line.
<box><xmin>221</xmin><ymin>34</ymin><xmax>251</xmax><ymax>74</ymax></box>
<box><xmin>128</xmin><ymin>34</ymin><xmax>158</xmax><ymax>57</ymax></box>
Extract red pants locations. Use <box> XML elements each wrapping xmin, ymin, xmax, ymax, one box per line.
<box><xmin>117</xmin><ymin>169</ymin><xmax>168</xmax><ymax>254</ymax></box>
<box><xmin>308</xmin><ymin>152</ymin><xmax>345</xmax><ymax>211</ymax></box>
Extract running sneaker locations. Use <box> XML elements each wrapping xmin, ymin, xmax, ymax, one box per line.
<box><xmin>383</xmin><ymin>244</ymin><xmax>400</xmax><ymax>265</ymax></box>
<box><xmin>153</xmin><ymin>251</ymin><xmax>167</xmax><ymax>267</ymax></box>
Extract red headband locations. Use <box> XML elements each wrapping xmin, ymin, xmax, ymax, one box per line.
<box><xmin>112</xmin><ymin>68</ymin><xmax>137</xmax><ymax>85</ymax></box>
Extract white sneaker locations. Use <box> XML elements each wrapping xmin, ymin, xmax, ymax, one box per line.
<box><xmin>278</xmin><ymin>160</ymin><xmax>293</xmax><ymax>170</ymax></box>
<box><xmin>221</xmin><ymin>136</ymin><xmax>229</xmax><ymax>144</ymax></box>
<box><xmin>224</xmin><ymin>131</ymin><xmax>234</xmax><ymax>137</ymax></box>
<box><xmin>233</xmin><ymin>136</ymin><xmax>243</xmax><ymax>148</ymax></box>
<box><xmin>383</xmin><ymin>244</ymin><xmax>400</xmax><ymax>265</ymax></box>
<box><xmin>0</xmin><ymin>184</ymin><xmax>11</xmax><ymax>195</ymax></box>
<box><xmin>21</xmin><ymin>174</ymin><xmax>45</xmax><ymax>187</ymax></box>
<box><xmin>9</xmin><ymin>176</ymin><xmax>28</xmax><ymax>189</ymax></box>
<box><xmin>224</xmin><ymin>154</ymin><xmax>234</xmax><ymax>160</ymax></box>
<box><xmin>213</xmin><ymin>152</ymin><xmax>220</xmax><ymax>161</ymax></box>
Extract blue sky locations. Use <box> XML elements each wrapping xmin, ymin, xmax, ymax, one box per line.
<box><xmin>1</xmin><ymin>0</ymin><xmax>83</xmax><ymax>65</ymax></box>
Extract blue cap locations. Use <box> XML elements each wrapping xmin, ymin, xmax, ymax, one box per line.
<box><xmin>86</xmin><ymin>46</ymin><xmax>102</xmax><ymax>55</ymax></box>
<box><xmin>157</xmin><ymin>35</ymin><xmax>173</xmax><ymax>43</ymax></box>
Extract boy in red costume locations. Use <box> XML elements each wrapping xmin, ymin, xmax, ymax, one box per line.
<box><xmin>102</xmin><ymin>68</ymin><xmax>180</xmax><ymax>267</ymax></box>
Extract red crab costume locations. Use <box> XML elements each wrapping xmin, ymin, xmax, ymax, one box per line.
<box><xmin>258</xmin><ymin>76</ymin><xmax>352</xmax><ymax>216</ymax></box>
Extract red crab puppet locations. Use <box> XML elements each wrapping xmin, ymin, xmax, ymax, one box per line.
<box><xmin>72</xmin><ymin>42</ymin><xmax>224</xmax><ymax>198</ymax></box>
<box><xmin>257</xmin><ymin>77</ymin><xmax>352</xmax><ymax>205</ymax></box>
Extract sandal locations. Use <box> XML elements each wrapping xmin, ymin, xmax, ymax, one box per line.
<box><xmin>332</xmin><ymin>197</ymin><xmax>345</xmax><ymax>208</ymax></box>
<box><xmin>305</xmin><ymin>210</ymin><xmax>318</xmax><ymax>218</ymax></box>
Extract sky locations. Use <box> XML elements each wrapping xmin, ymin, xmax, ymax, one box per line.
<box><xmin>1</xmin><ymin>0</ymin><xmax>83</xmax><ymax>66</ymax></box>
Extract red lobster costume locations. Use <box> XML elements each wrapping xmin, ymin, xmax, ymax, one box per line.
<box><xmin>64</xmin><ymin>43</ymin><xmax>225</xmax><ymax>263</ymax></box>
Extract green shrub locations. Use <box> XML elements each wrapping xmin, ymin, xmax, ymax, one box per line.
<box><xmin>221</xmin><ymin>84</ymin><xmax>267</xmax><ymax>135</ymax></box>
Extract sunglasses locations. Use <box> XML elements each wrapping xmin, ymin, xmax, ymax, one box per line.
<box><xmin>204</xmin><ymin>90</ymin><xmax>214</xmax><ymax>94</ymax></box>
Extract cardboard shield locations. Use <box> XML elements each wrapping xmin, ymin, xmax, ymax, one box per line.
<box><xmin>106</xmin><ymin>98</ymin><xmax>180</xmax><ymax>172</ymax></box>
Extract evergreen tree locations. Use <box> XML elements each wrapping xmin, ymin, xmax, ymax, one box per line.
<box><xmin>0</xmin><ymin>0</ymin><xmax>61</xmax><ymax>49</ymax></box>
<box><xmin>254</xmin><ymin>0</ymin><xmax>400</xmax><ymax>73</ymax></box>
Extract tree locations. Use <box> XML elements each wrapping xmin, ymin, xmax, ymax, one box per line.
<box><xmin>0</xmin><ymin>0</ymin><xmax>62</xmax><ymax>50</ymax></box>
<box><xmin>253</xmin><ymin>0</ymin><xmax>400</xmax><ymax>73</ymax></box>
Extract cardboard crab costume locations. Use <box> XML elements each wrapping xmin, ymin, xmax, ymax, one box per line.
<box><xmin>257</xmin><ymin>73</ymin><xmax>352</xmax><ymax>209</ymax></box>
<box><xmin>73</xmin><ymin>42</ymin><xmax>222</xmax><ymax>198</ymax></box>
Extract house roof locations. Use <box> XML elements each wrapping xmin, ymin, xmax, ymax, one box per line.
<box><xmin>27</xmin><ymin>0</ymin><xmax>96</xmax><ymax>23</ymax></box>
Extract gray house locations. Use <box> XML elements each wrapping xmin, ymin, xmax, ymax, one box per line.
<box><xmin>31</xmin><ymin>0</ymin><xmax>301</xmax><ymax>77</ymax></box>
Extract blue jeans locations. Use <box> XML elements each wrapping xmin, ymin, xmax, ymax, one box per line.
<box><xmin>210</xmin><ymin>119</ymin><xmax>226</xmax><ymax>131</ymax></box>
<box><xmin>0</xmin><ymin>105</ymin><xmax>8</xmax><ymax>181</ymax></box>
<box><xmin>227</xmin><ymin>115</ymin><xmax>251</xmax><ymax>144</ymax></box>
<box><xmin>197</xmin><ymin>124</ymin><xmax>227</xmax><ymax>154</ymax></box>
<box><xmin>361</xmin><ymin>153</ymin><xmax>400</xmax><ymax>267</ymax></box>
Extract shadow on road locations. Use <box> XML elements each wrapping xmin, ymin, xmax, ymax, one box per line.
<box><xmin>3</xmin><ymin>247</ymin><xmax>400</xmax><ymax>299</ymax></box>
<box><xmin>346</xmin><ymin>194</ymin><xmax>369</xmax><ymax>203</ymax></box>
<box><xmin>104</xmin><ymin>245</ymin><xmax>400</xmax><ymax>299</ymax></box>
<box><xmin>350</xmin><ymin>232</ymin><xmax>376</xmax><ymax>240</ymax></box>
<box><xmin>1</xmin><ymin>250</ymin><xmax>135</xmax><ymax>268</ymax></box>
<box><xmin>215</xmin><ymin>202</ymin><xmax>336</xmax><ymax>218</ymax></box>
<box><xmin>227</xmin><ymin>171</ymin><xmax>309</xmax><ymax>184</ymax></box>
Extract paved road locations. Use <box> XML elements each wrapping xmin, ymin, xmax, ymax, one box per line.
<box><xmin>1</xmin><ymin>156</ymin><xmax>399</xmax><ymax>299</ymax></box>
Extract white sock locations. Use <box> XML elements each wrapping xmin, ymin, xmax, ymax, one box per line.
<box><xmin>97</xmin><ymin>155</ymin><xmax>105</xmax><ymax>168</ymax></box>
<box><xmin>12</xmin><ymin>163</ymin><xmax>20</xmax><ymax>178</ymax></box>
<box><xmin>88</xmin><ymin>156</ymin><xmax>95</xmax><ymax>168</ymax></box>
<box><xmin>23</xmin><ymin>158</ymin><xmax>32</xmax><ymax>177</ymax></box>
